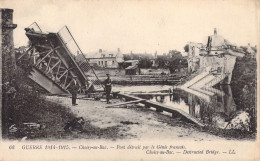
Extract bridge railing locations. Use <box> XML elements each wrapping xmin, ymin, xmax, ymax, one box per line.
<box><xmin>28</xmin><ymin>22</ymin><xmax>42</xmax><ymax>33</ymax></box>
<box><xmin>57</xmin><ymin>26</ymin><xmax>104</xmax><ymax>91</ymax></box>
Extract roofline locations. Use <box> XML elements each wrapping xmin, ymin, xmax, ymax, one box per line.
<box><xmin>86</xmin><ymin>57</ymin><xmax>117</xmax><ymax>59</ymax></box>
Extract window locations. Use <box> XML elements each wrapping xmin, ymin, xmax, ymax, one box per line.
<box><xmin>112</xmin><ymin>61</ymin><xmax>115</xmax><ymax>65</ymax></box>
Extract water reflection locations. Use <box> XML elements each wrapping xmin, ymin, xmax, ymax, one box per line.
<box><xmin>189</xmin><ymin>85</ymin><xmax>238</xmax><ymax>128</ymax></box>
<box><xmin>113</xmin><ymin>84</ymin><xmax>255</xmax><ymax>132</ymax></box>
<box><xmin>134</xmin><ymin>85</ymin><xmax>251</xmax><ymax>131</ymax></box>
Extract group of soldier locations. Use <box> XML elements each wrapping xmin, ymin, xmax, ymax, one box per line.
<box><xmin>69</xmin><ymin>74</ymin><xmax>112</xmax><ymax>106</ymax></box>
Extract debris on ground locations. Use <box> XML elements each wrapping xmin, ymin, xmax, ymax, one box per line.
<box><xmin>64</xmin><ymin>117</ymin><xmax>85</xmax><ymax>133</ymax></box>
<box><xmin>8</xmin><ymin>123</ymin><xmax>46</xmax><ymax>139</ymax></box>
<box><xmin>120</xmin><ymin>121</ymin><xmax>139</xmax><ymax>125</ymax></box>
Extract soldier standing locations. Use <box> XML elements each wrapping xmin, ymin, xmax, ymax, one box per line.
<box><xmin>70</xmin><ymin>76</ymin><xmax>79</xmax><ymax>106</ymax></box>
<box><xmin>104</xmin><ymin>74</ymin><xmax>112</xmax><ymax>104</ymax></box>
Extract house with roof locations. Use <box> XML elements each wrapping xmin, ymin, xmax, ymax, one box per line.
<box><xmin>77</xmin><ymin>48</ymin><xmax>124</xmax><ymax>68</ymax></box>
<box><xmin>242</xmin><ymin>43</ymin><xmax>257</xmax><ymax>59</ymax></box>
<box><xmin>186</xmin><ymin>28</ymin><xmax>246</xmax><ymax>84</ymax></box>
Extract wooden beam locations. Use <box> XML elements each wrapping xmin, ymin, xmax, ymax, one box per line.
<box><xmin>105</xmin><ymin>99</ymin><xmax>145</xmax><ymax>108</ymax></box>
<box><xmin>49</xmin><ymin>56</ymin><xmax>60</xmax><ymax>60</ymax></box>
<box><xmin>55</xmin><ymin>62</ymin><xmax>61</xmax><ymax>79</ymax></box>
<box><xmin>33</xmin><ymin>54</ymin><xmax>36</xmax><ymax>64</ymax></box>
<box><xmin>35</xmin><ymin>49</ymin><xmax>53</xmax><ymax>67</ymax></box>
<box><xmin>35</xmin><ymin>45</ymin><xmax>52</xmax><ymax>50</ymax></box>
<box><xmin>33</xmin><ymin>50</ymin><xmax>51</xmax><ymax>57</ymax></box>
<box><xmin>63</xmin><ymin>72</ymin><xmax>69</xmax><ymax>87</ymax></box>
<box><xmin>116</xmin><ymin>93</ymin><xmax>205</xmax><ymax>127</ymax></box>
<box><xmin>45</xmin><ymin>53</ymin><xmax>53</xmax><ymax>72</ymax></box>
<box><xmin>29</xmin><ymin>47</ymin><xmax>36</xmax><ymax>58</ymax></box>
<box><xmin>46</xmin><ymin>60</ymin><xmax>61</xmax><ymax>74</ymax></box>
<box><xmin>17</xmin><ymin>46</ymin><xmax>33</xmax><ymax>60</ymax></box>
<box><xmin>65</xmin><ymin>79</ymin><xmax>73</xmax><ymax>89</ymax></box>
<box><xmin>58</xmin><ymin>69</ymin><xmax>68</xmax><ymax>80</ymax></box>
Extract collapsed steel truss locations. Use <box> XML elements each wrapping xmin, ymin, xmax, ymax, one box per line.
<box><xmin>18</xmin><ymin>22</ymin><xmax>103</xmax><ymax>94</ymax></box>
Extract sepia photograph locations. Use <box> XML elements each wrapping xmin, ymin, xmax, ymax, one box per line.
<box><xmin>0</xmin><ymin>0</ymin><xmax>259</xmax><ymax>160</ymax></box>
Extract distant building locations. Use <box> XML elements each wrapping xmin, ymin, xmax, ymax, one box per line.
<box><xmin>187</xmin><ymin>42</ymin><xmax>203</xmax><ymax>73</ymax></box>
<box><xmin>125</xmin><ymin>65</ymin><xmax>139</xmax><ymax>75</ymax></box>
<box><xmin>124</xmin><ymin>60</ymin><xmax>139</xmax><ymax>67</ymax></box>
<box><xmin>77</xmin><ymin>48</ymin><xmax>124</xmax><ymax>68</ymax></box>
<box><xmin>123</xmin><ymin>60</ymin><xmax>140</xmax><ymax>75</ymax></box>
<box><xmin>151</xmin><ymin>51</ymin><xmax>159</xmax><ymax>67</ymax></box>
<box><xmin>245</xmin><ymin>43</ymin><xmax>257</xmax><ymax>59</ymax></box>
<box><xmin>187</xmin><ymin>28</ymin><xmax>245</xmax><ymax>84</ymax></box>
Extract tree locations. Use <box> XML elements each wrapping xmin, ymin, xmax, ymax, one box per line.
<box><xmin>138</xmin><ymin>57</ymin><xmax>152</xmax><ymax>68</ymax></box>
<box><xmin>157</xmin><ymin>55</ymin><xmax>168</xmax><ymax>68</ymax></box>
<box><xmin>166</xmin><ymin>50</ymin><xmax>187</xmax><ymax>73</ymax></box>
<box><xmin>184</xmin><ymin>44</ymin><xmax>189</xmax><ymax>53</ymax></box>
<box><xmin>123</xmin><ymin>54</ymin><xmax>131</xmax><ymax>61</ymax></box>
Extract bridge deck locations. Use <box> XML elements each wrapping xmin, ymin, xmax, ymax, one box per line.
<box><xmin>114</xmin><ymin>92</ymin><xmax>205</xmax><ymax>127</ymax></box>
<box><xmin>22</xmin><ymin>23</ymin><xmax>103</xmax><ymax>94</ymax></box>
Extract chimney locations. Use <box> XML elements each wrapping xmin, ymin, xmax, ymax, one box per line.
<box><xmin>117</xmin><ymin>48</ymin><xmax>120</xmax><ymax>52</ymax></box>
<box><xmin>214</xmin><ymin>28</ymin><xmax>217</xmax><ymax>35</ymax></box>
<box><xmin>154</xmin><ymin>51</ymin><xmax>157</xmax><ymax>59</ymax></box>
<box><xmin>99</xmin><ymin>49</ymin><xmax>102</xmax><ymax>53</ymax></box>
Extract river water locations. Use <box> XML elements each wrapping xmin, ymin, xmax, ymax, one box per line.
<box><xmin>113</xmin><ymin>85</ymin><xmax>256</xmax><ymax>132</ymax></box>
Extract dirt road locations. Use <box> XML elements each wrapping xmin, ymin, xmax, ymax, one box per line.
<box><xmin>46</xmin><ymin>95</ymin><xmax>227</xmax><ymax>141</ymax></box>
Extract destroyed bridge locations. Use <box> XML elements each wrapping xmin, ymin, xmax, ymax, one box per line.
<box><xmin>18</xmin><ymin>22</ymin><xmax>103</xmax><ymax>94</ymax></box>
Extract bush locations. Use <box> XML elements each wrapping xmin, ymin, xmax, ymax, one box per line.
<box><xmin>2</xmin><ymin>50</ymin><xmax>45</xmax><ymax>134</ymax></box>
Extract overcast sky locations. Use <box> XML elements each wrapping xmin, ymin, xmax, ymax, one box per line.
<box><xmin>2</xmin><ymin>0</ymin><xmax>259</xmax><ymax>54</ymax></box>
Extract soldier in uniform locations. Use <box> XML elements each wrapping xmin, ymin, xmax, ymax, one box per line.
<box><xmin>70</xmin><ymin>76</ymin><xmax>79</xmax><ymax>106</ymax></box>
<box><xmin>104</xmin><ymin>74</ymin><xmax>112</xmax><ymax>104</ymax></box>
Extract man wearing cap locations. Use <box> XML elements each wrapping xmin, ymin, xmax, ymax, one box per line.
<box><xmin>70</xmin><ymin>76</ymin><xmax>79</xmax><ymax>106</ymax></box>
<box><xmin>104</xmin><ymin>74</ymin><xmax>112</xmax><ymax>104</ymax></box>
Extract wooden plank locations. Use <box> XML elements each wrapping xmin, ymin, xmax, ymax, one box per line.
<box><xmin>105</xmin><ymin>99</ymin><xmax>145</xmax><ymax>108</ymax></box>
<box><xmin>117</xmin><ymin>93</ymin><xmax>145</xmax><ymax>101</ymax></box>
<box><xmin>144</xmin><ymin>100</ymin><xmax>204</xmax><ymax>127</ymax></box>
<box><xmin>115</xmin><ymin>92</ymin><xmax>204</xmax><ymax>127</ymax></box>
<box><xmin>129</xmin><ymin>93</ymin><xmax>169</xmax><ymax>96</ymax></box>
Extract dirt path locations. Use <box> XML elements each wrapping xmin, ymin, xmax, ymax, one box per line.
<box><xmin>46</xmin><ymin>95</ymin><xmax>227</xmax><ymax>141</ymax></box>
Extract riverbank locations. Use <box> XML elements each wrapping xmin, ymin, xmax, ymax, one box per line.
<box><xmin>89</xmin><ymin>68</ymin><xmax>186</xmax><ymax>85</ymax></box>
<box><xmin>45</xmin><ymin>95</ymin><xmax>229</xmax><ymax>141</ymax></box>
<box><xmin>4</xmin><ymin>92</ymin><xmax>255</xmax><ymax>141</ymax></box>
<box><xmin>90</xmin><ymin>74</ymin><xmax>184</xmax><ymax>85</ymax></box>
